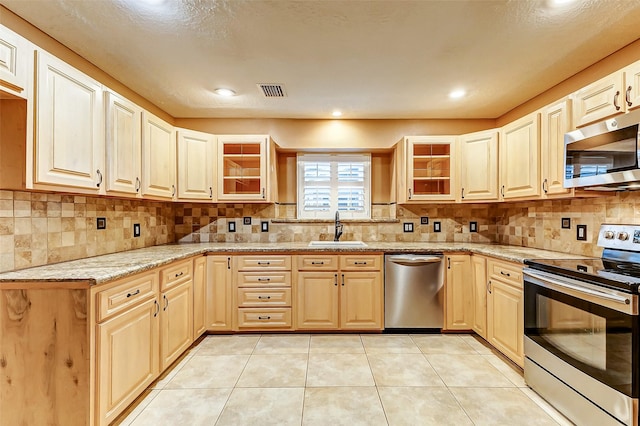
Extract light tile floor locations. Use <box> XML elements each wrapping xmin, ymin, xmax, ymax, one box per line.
<box><xmin>115</xmin><ymin>333</ymin><xmax>572</xmax><ymax>426</ymax></box>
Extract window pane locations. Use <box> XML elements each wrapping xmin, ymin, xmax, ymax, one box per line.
<box><xmin>337</xmin><ymin>163</ymin><xmax>364</xmax><ymax>182</ymax></box>
<box><xmin>304</xmin><ymin>162</ymin><xmax>331</xmax><ymax>181</ymax></box>
<box><xmin>303</xmin><ymin>187</ymin><xmax>331</xmax><ymax>211</ymax></box>
<box><xmin>337</xmin><ymin>187</ymin><xmax>365</xmax><ymax>211</ymax></box>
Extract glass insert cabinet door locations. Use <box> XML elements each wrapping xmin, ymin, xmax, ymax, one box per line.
<box><xmin>405</xmin><ymin>136</ymin><xmax>457</xmax><ymax>201</ymax></box>
<box><xmin>217</xmin><ymin>135</ymin><xmax>269</xmax><ymax>201</ymax></box>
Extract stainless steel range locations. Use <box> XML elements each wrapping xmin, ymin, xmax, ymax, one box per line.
<box><xmin>524</xmin><ymin>224</ymin><xmax>640</xmax><ymax>426</ymax></box>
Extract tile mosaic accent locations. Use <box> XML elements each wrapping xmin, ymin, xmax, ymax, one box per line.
<box><xmin>0</xmin><ymin>190</ymin><xmax>174</xmax><ymax>273</ymax></box>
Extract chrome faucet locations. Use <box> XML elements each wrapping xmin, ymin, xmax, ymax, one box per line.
<box><xmin>334</xmin><ymin>210</ymin><xmax>344</xmax><ymax>242</ymax></box>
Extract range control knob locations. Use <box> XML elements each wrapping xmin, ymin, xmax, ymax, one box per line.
<box><xmin>604</xmin><ymin>230</ymin><xmax>615</xmax><ymax>239</ymax></box>
<box><xmin>618</xmin><ymin>232</ymin><xmax>630</xmax><ymax>241</ymax></box>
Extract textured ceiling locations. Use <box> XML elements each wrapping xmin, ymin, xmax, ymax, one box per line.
<box><xmin>3</xmin><ymin>0</ymin><xmax>640</xmax><ymax>119</ymax></box>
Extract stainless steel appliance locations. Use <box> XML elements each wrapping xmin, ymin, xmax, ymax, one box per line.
<box><xmin>524</xmin><ymin>224</ymin><xmax>640</xmax><ymax>426</ymax></box>
<box><xmin>384</xmin><ymin>254</ymin><xmax>444</xmax><ymax>329</ymax></box>
<box><xmin>564</xmin><ymin>108</ymin><xmax>640</xmax><ymax>190</ymax></box>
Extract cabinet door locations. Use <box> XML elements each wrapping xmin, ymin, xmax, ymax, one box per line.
<box><xmin>471</xmin><ymin>256</ymin><xmax>487</xmax><ymax>338</ymax></box>
<box><xmin>177</xmin><ymin>128</ymin><xmax>215</xmax><ymax>201</ymax></box>
<box><xmin>445</xmin><ymin>255</ymin><xmax>473</xmax><ymax>330</ymax></box>
<box><xmin>35</xmin><ymin>49</ymin><xmax>104</xmax><ymax>190</ymax></box>
<box><xmin>142</xmin><ymin>111</ymin><xmax>176</xmax><ymax>199</ymax></box>
<box><xmin>487</xmin><ymin>279</ymin><xmax>524</xmax><ymax>367</ymax></box>
<box><xmin>340</xmin><ymin>271</ymin><xmax>383</xmax><ymax>330</ymax></box>
<box><xmin>193</xmin><ymin>256</ymin><xmax>207</xmax><ymax>338</ymax></box>
<box><xmin>206</xmin><ymin>256</ymin><xmax>233</xmax><ymax>331</ymax></box>
<box><xmin>296</xmin><ymin>271</ymin><xmax>339</xmax><ymax>329</ymax></box>
<box><xmin>541</xmin><ymin>100</ymin><xmax>572</xmax><ymax>197</ymax></box>
<box><xmin>217</xmin><ymin>135</ymin><xmax>269</xmax><ymax>201</ymax></box>
<box><xmin>0</xmin><ymin>25</ymin><xmax>30</xmax><ymax>98</ymax></box>
<box><xmin>624</xmin><ymin>60</ymin><xmax>640</xmax><ymax>111</ymax></box>
<box><xmin>459</xmin><ymin>130</ymin><xmax>499</xmax><ymax>201</ymax></box>
<box><xmin>405</xmin><ymin>136</ymin><xmax>457</xmax><ymax>202</ymax></box>
<box><xmin>160</xmin><ymin>281</ymin><xmax>193</xmax><ymax>370</ymax></box>
<box><xmin>500</xmin><ymin>112</ymin><xmax>540</xmax><ymax>199</ymax></box>
<box><xmin>572</xmin><ymin>71</ymin><xmax>625</xmax><ymax>127</ymax></box>
<box><xmin>105</xmin><ymin>91</ymin><xmax>142</xmax><ymax>196</ymax></box>
<box><xmin>97</xmin><ymin>297</ymin><xmax>159</xmax><ymax>426</ymax></box>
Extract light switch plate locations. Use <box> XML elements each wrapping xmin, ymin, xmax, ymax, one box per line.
<box><xmin>577</xmin><ymin>224</ymin><xmax>587</xmax><ymax>241</ymax></box>
<box><xmin>562</xmin><ymin>218</ymin><xmax>571</xmax><ymax>229</ymax></box>
<box><xmin>470</xmin><ymin>221</ymin><xmax>477</xmax><ymax>233</ymax></box>
<box><xmin>434</xmin><ymin>221</ymin><xmax>441</xmax><ymax>233</ymax></box>
<box><xmin>261</xmin><ymin>221</ymin><xmax>269</xmax><ymax>232</ymax></box>
<box><xmin>228</xmin><ymin>221</ymin><xmax>236</xmax><ymax>233</ymax></box>
<box><xmin>420</xmin><ymin>216</ymin><xmax>429</xmax><ymax>225</ymax></box>
<box><xmin>403</xmin><ymin>222</ymin><xmax>414</xmax><ymax>232</ymax></box>
<box><xmin>243</xmin><ymin>217</ymin><xmax>252</xmax><ymax>225</ymax></box>
<box><xmin>133</xmin><ymin>223</ymin><xmax>140</xmax><ymax>237</ymax></box>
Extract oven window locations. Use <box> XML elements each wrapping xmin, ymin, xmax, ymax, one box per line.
<box><xmin>565</xmin><ymin>124</ymin><xmax>638</xmax><ymax>179</ymax></box>
<box><xmin>525</xmin><ymin>282</ymin><xmax>638</xmax><ymax>397</ymax></box>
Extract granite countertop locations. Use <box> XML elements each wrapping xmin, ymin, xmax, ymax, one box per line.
<box><xmin>0</xmin><ymin>242</ymin><xmax>592</xmax><ymax>285</ymax></box>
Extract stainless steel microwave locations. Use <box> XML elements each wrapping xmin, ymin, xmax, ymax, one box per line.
<box><xmin>564</xmin><ymin>109</ymin><xmax>640</xmax><ymax>190</ymax></box>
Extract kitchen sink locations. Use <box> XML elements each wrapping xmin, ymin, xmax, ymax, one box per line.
<box><xmin>307</xmin><ymin>240</ymin><xmax>368</xmax><ymax>247</ymax></box>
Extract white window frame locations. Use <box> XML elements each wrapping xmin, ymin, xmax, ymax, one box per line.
<box><xmin>297</xmin><ymin>153</ymin><xmax>371</xmax><ymax>220</ymax></box>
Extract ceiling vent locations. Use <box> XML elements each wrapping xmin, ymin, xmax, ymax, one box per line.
<box><xmin>257</xmin><ymin>84</ymin><xmax>287</xmax><ymax>98</ymax></box>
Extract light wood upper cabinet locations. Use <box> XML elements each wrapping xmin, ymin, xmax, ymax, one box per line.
<box><xmin>624</xmin><ymin>60</ymin><xmax>640</xmax><ymax>112</ymax></box>
<box><xmin>96</xmin><ymin>297</ymin><xmax>159</xmax><ymax>426</ymax></box>
<box><xmin>177</xmin><ymin>128</ymin><xmax>215</xmax><ymax>201</ymax></box>
<box><xmin>206</xmin><ymin>255</ymin><xmax>233</xmax><ymax>331</ymax></box>
<box><xmin>444</xmin><ymin>254</ymin><xmax>473</xmax><ymax>331</ymax></box>
<box><xmin>141</xmin><ymin>111</ymin><xmax>176</xmax><ymax>200</ymax></box>
<box><xmin>572</xmin><ymin>71</ymin><xmax>625</xmax><ymax>127</ymax></box>
<box><xmin>0</xmin><ymin>25</ymin><xmax>31</xmax><ymax>98</ymax></box>
<box><xmin>471</xmin><ymin>255</ymin><xmax>487</xmax><ymax>339</ymax></box>
<box><xmin>35</xmin><ymin>49</ymin><xmax>104</xmax><ymax>191</ymax></box>
<box><xmin>459</xmin><ymin>130</ymin><xmax>499</xmax><ymax>201</ymax></box>
<box><xmin>105</xmin><ymin>90</ymin><xmax>142</xmax><ymax>196</ymax></box>
<box><xmin>500</xmin><ymin>111</ymin><xmax>540</xmax><ymax>199</ymax></box>
<box><xmin>402</xmin><ymin>136</ymin><xmax>457</xmax><ymax>202</ymax></box>
<box><xmin>541</xmin><ymin>99</ymin><xmax>572</xmax><ymax>197</ymax></box>
<box><xmin>217</xmin><ymin>135</ymin><xmax>269</xmax><ymax>201</ymax></box>
<box><xmin>192</xmin><ymin>256</ymin><xmax>207</xmax><ymax>338</ymax></box>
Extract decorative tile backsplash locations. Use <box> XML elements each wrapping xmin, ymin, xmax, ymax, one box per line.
<box><xmin>1</xmin><ymin>188</ymin><xmax>638</xmax><ymax>273</ymax></box>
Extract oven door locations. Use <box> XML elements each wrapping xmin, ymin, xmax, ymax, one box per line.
<box><xmin>524</xmin><ymin>268</ymin><xmax>639</xmax><ymax>398</ymax></box>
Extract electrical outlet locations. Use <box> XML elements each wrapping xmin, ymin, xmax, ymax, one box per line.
<box><xmin>243</xmin><ymin>217</ymin><xmax>252</xmax><ymax>225</ymax></box>
<box><xmin>133</xmin><ymin>223</ymin><xmax>140</xmax><ymax>237</ymax></box>
<box><xmin>470</xmin><ymin>221</ymin><xmax>478</xmax><ymax>233</ymax></box>
<box><xmin>261</xmin><ymin>221</ymin><xmax>269</xmax><ymax>232</ymax></box>
<box><xmin>228</xmin><ymin>221</ymin><xmax>236</xmax><ymax>233</ymax></box>
<box><xmin>562</xmin><ymin>218</ymin><xmax>571</xmax><ymax>229</ymax></box>
<box><xmin>97</xmin><ymin>217</ymin><xmax>106</xmax><ymax>230</ymax></box>
<box><xmin>403</xmin><ymin>222</ymin><xmax>414</xmax><ymax>232</ymax></box>
<box><xmin>577</xmin><ymin>224</ymin><xmax>587</xmax><ymax>241</ymax></box>
<box><xmin>434</xmin><ymin>221</ymin><xmax>441</xmax><ymax>233</ymax></box>
<box><xmin>420</xmin><ymin>216</ymin><xmax>429</xmax><ymax>225</ymax></box>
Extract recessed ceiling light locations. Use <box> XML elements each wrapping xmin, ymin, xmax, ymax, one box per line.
<box><xmin>332</xmin><ymin>110</ymin><xmax>343</xmax><ymax>117</ymax></box>
<box><xmin>449</xmin><ymin>89</ymin><xmax>466</xmax><ymax>99</ymax></box>
<box><xmin>214</xmin><ymin>88</ymin><xmax>236</xmax><ymax>97</ymax></box>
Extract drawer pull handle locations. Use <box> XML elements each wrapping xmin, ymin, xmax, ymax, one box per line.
<box><xmin>311</xmin><ymin>261</ymin><xmax>325</xmax><ymax>265</ymax></box>
<box><xmin>257</xmin><ymin>277</ymin><xmax>271</xmax><ymax>282</ymax></box>
<box><xmin>354</xmin><ymin>261</ymin><xmax>367</xmax><ymax>265</ymax></box>
<box><xmin>258</xmin><ymin>296</ymin><xmax>271</xmax><ymax>300</ymax></box>
<box><xmin>175</xmin><ymin>272</ymin><xmax>184</xmax><ymax>278</ymax></box>
<box><xmin>500</xmin><ymin>271</ymin><xmax>511</xmax><ymax>277</ymax></box>
<box><xmin>258</xmin><ymin>316</ymin><xmax>271</xmax><ymax>320</ymax></box>
<box><xmin>257</xmin><ymin>261</ymin><xmax>271</xmax><ymax>265</ymax></box>
<box><xmin>126</xmin><ymin>289</ymin><xmax>140</xmax><ymax>298</ymax></box>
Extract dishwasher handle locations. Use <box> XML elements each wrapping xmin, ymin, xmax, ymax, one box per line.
<box><xmin>387</xmin><ymin>256</ymin><xmax>442</xmax><ymax>265</ymax></box>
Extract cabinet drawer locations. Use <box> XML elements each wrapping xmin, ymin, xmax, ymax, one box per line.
<box><xmin>237</xmin><ymin>271</ymin><xmax>291</xmax><ymax>287</ymax></box>
<box><xmin>97</xmin><ymin>271</ymin><xmax>158</xmax><ymax>322</ymax></box>
<box><xmin>160</xmin><ymin>259</ymin><xmax>192</xmax><ymax>291</ymax></box>
<box><xmin>236</xmin><ymin>255</ymin><xmax>291</xmax><ymax>270</ymax></box>
<box><xmin>237</xmin><ymin>308</ymin><xmax>292</xmax><ymax>328</ymax></box>
<box><xmin>487</xmin><ymin>259</ymin><xmax>522</xmax><ymax>288</ymax></box>
<box><xmin>339</xmin><ymin>254</ymin><xmax>382</xmax><ymax>271</ymax></box>
<box><xmin>237</xmin><ymin>288</ymin><xmax>292</xmax><ymax>307</ymax></box>
<box><xmin>297</xmin><ymin>255</ymin><xmax>339</xmax><ymax>271</ymax></box>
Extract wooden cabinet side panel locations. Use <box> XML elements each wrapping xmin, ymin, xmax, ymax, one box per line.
<box><xmin>193</xmin><ymin>256</ymin><xmax>207</xmax><ymax>338</ymax></box>
<box><xmin>206</xmin><ymin>256</ymin><xmax>233</xmax><ymax>331</ymax></box>
<box><xmin>625</xmin><ymin>61</ymin><xmax>640</xmax><ymax>111</ymax></box>
<box><xmin>471</xmin><ymin>256</ymin><xmax>487</xmax><ymax>338</ymax></box>
<box><xmin>0</xmin><ymin>288</ymin><xmax>89</xmax><ymax>426</ymax></box>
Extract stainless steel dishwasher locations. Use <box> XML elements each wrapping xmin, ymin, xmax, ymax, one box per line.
<box><xmin>384</xmin><ymin>254</ymin><xmax>444</xmax><ymax>330</ymax></box>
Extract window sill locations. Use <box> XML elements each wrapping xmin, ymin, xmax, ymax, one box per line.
<box><xmin>271</xmin><ymin>218</ymin><xmax>400</xmax><ymax>224</ymax></box>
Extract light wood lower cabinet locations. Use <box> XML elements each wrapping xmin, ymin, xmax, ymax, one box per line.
<box><xmin>486</xmin><ymin>258</ymin><xmax>524</xmax><ymax>367</ymax></box>
<box><xmin>192</xmin><ymin>256</ymin><xmax>207</xmax><ymax>338</ymax></box>
<box><xmin>96</xmin><ymin>297</ymin><xmax>160</xmax><ymax>426</ymax></box>
<box><xmin>296</xmin><ymin>254</ymin><xmax>383</xmax><ymax>331</ymax></box>
<box><xmin>444</xmin><ymin>254</ymin><xmax>473</xmax><ymax>330</ymax></box>
<box><xmin>206</xmin><ymin>255</ymin><xmax>233</xmax><ymax>331</ymax></box>
<box><xmin>471</xmin><ymin>255</ymin><xmax>488</xmax><ymax>339</ymax></box>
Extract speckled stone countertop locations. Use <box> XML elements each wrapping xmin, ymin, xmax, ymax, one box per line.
<box><xmin>0</xmin><ymin>242</ymin><xmax>592</xmax><ymax>285</ymax></box>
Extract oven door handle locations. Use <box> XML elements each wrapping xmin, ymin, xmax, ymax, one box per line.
<box><xmin>524</xmin><ymin>269</ymin><xmax>632</xmax><ymax>306</ymax></box>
